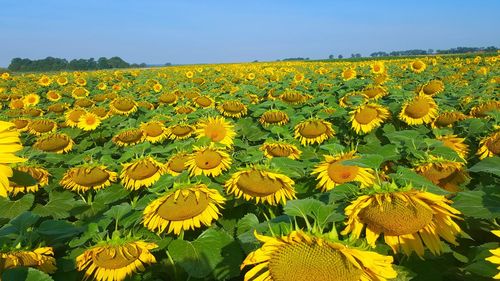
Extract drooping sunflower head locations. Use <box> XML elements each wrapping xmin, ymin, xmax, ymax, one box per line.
<box><xmin>142</xmin><ymin>183</ymin><xmax>226</xmax><ymax>235</ymax></box>
<box><xmin>410</xmin><ymin>59</ymin><xmax>427</xmax><ymax>73</ymax></box>
<box><xmin>260</xmin><ymin>141</ymin><xmax>302</xmax><ymax>160</ymax></box>
<box><xmin>160</xmin><ymin>152</ymin><xmax>188</xmax><ymax>177</ymax></box>
<box><xmin>431</xmin><ymin>111</ymin><xmax>467</xmax><ymax>128</ymax></box>
<box><xmin>311</xmin><ymin>151</ymin><xmax>375</xmax><ymax>192</ymax></box>
<box><xmin>259</xmin><ymin>110</ymin><xmax>289</xmax><ymax>127</ymax></box>
<box><xmin>217</xmin><ymin>100</ymin><xmax>248</xmax><ymax>118</ymax></box>
<box><xmin>47</xmin><ymin>102</ymin><xmax>69</xmax><ymax>114</ymax></box>
<box><xmin>279</xmin><ymin>91</ymin><xmax>310</xmax><ymax>105</ymax></box>
<box><xmin>1</xmin><ymin>247</ymin><xmax>57</xmax><ymax>274</ymax></box>
<box><xmin>7</xmin><ymin>165</ymin><xmax>50</xmax><ymax>196</ymax></box>
<box><xmin>77</xmin><ymin>112</ymin><xmax>101</xmax><ymax>131</ymax></box>
<box><xmin>90</xmin><ymin>106</ymin><xmax>110</xmax><ymax>120</ymax></box>
<box><xmin>120</xmin><ymin>156</ymin><xmax>167</xmax><ymax>190</ymax></box>
<box><xmin>12</xmin><ymin>118</ymin><xmax>30</xmax><ymax>132</ymax></box>
<box><xmin>112</xmin><ymin>128</ymin><xmax>145</xmax><ymax>147</ymax></box>
<box><xmin>399</xmin><ymin>94</ymin><xmax>438</xmax><ymax>125</ymax></box>
<box><xmin>109</xmin><ymin>97</ymin><xmax>138</xmax><ymax>116</ymax></box>
<box><xmin>418</xmin><ymin>80</ymin><xmax>445</xmax><ymax>96</ymax></box>
<box><xmin>60</xmin><ymin>164</ymin><xmax>117</xmax><ymax>193</ymax></box>
<box><xmin>193</xmin><ymin>95</ymin><xmax>215</xmax><ymax>108</ymax></box>
<box><xmin>241</xmin><ymin>230</ymin><xmax>397</xmax><ymax>281</ymax></box>
<box><xmin>477</xmin><ymin>130</ymin><xmax>500</xmax><ymax>160</ymax></box>
<box><xmin>414</xmin><ymin>157</ymin><xmax>469</xmax><ymax>192</ymax></box>
<box><xmin>436</xmin><ymin>134</ymin><xmax>469</xmax><ymax>159</ymax></box>
<box><xmin>140</xmin><ymin>121</ymin><xmax>168</xmax><ymax>143</ymax></box>
<box><xmin>294</xmin><ymin>119</ymin><xmax>335</xmax><ymax>146</ymax></box>
<box><xmin>165</xmin><ymin>123</ymin><xmax>195</xmax><ymax>140</ymax></box>
<box><xmin>362</xmin><ymin>85</ymin><xmax>387</xmax><ymax>100</ymax></box>
<box><xmin>76</xmin><ymin>239</ymin><xmax>157</xmax><ymax>281</ymax></box>
<box><xmin>27</xmin><ymin>119</ymin><xmax>57</xmax><ymax>136</ymax></box>
<box><xmin>71</xmin><ymin>87</ymin><xmax>90</xmax><ymax>99</ymax></box>
<box><xmin>185</xmin><ymin>144</ymin><xmax>232</xmax><ymax>177</ymax></box>
<box><xmin>74</xmin><ymin>97</ymin><xmax>95</xmax><ymax>108</ymax></box>
<box><xmin>33</xmin><ymin>133</ymin><xmax>74</xmax><ymax>154</ymax></box>
<box><xmin>65</xmin><ymin>108</ymin><xmax>87</xmax><ymax>128</ymax></box>
<box><xmin>470</xmin><ymin>101</ymin><xmax>500</xmax><ymax>118</ymax></box>
<box><xmin>158</xmin><ymin>92</ymin><xmax>178</xmax><ymax>105</ymax></box>
<box><xmin>225</xmin><ymin>166</ymin><xmax>296</xmax><ymax>205</ymax></box>
<box><xmin>349</xmin><ymin>103</ymin><xmax>390</xmax><ymax>134</ymax></box>
<box><xmin>342</xmin><ymin>184</ymin><xmax>462</xmax><ymax>257</ymax></box>
<box><xmin>195</xmin><ymin>116</ymin><xmax>236</xmax><ymax>147</ymax></box>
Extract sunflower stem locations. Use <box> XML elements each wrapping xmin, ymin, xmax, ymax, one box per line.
<box><xmin>166</xmin><ymin>251</ymin><xmax>179</xmax><ymax>281</ymax></box>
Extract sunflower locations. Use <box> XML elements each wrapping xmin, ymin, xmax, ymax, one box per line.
<box><xmin>225</xmin><ymin>166</ymin><xmax>296</xmax><ymax>205</ymax></box>
<box><xmin>410</xmin><ymin>59</ymin><xmax>427</xmax><ymax>73</ymax></box>
<box><xmin>259</xmin><ymin>110</ymin><xmax>289</xmax><ymax>127</ymax></box>
<box><xmin>419</xmin><ymin>80</ymin><xmax>445</xmax><ymax>96</ymax></box>
<box><xmin>165</xmin><ymin>123</ymin><xmax>195</xmax><ymax>140</ymax></box>
<box><xmin>193</xmin><ymin>95</ymin><xmax>215</xmax><ymax>108</ymax></box>
<box><xmin>218</xmin><ymin>100</ymin><xmax>248</xmax><ymax>118</ymax></box>
<box><xmin>165</xmin><ymin>151</ymin><xmax>189</xmax><ymax>176</ymax></box>
<box><xmin>74</xmin><ymin>98</ymin><xmax>95</xmax><ymax>108</ymax></box>
<box><xmin>142</xmin><ymin>183</ymin><xmax>225</xmax><ymax>235</ymax></box>
<box><xmin>33</xmin><ymin>133</ymin><xmax>74</xmax><ymax>154</ymax></box>
<box><xmin>0</xmin><ymin>121</ymin><xmax>26</xmax><ymax>197</ymax></box>
<box><xmin>7</xmin><ymin>165</ymin><xmax>50</xmax><ymax>196</ymax></box>
<box><xmin>342</xmin><ymin>68</ymin><xmax>357</xmax><ymax>81</ymax></box>
<box><xmin>48</xmin><ymin>103</ymin><xmax>69</xmax><ymax>114</ymax></box>
<box><xmin>362</xmin><ymin>85</ymin><xmax>388</xmax><ymax>100</ymax></box>
<box><xmin>76</xmin><ymin>240</ymin><xmax>157</xmax><ymax>281</ymax></box>
<box><xmin>175</xmin><ymin>105</ymin><xmax>196</xmax><ymax>115</ymax></box>
<box><xmin>72</xmin><ymin>87</ymin><xmax>90</xmax><ymax>99</ymax></box>
<box><xmin>486</xmin><ymin>230</ymin><xmax>500</xmax><ymax>279</ymax></box>
<box><xmin>27</xmin><ymin>119</ymin><xmax>57</xmax><ymax>136</ymax></box>
<box><xmin>23</xmin><ymin>93</ymin><xmax>40</xmax><ymax>107</ymax></box>
<box><xmin>112</xmin><ymin>129</ymin><xmax>145</xmax><ymax>147</ymax></box>
<box><xmin>158</xmin><ymin>92</ymin><xmax>178</xmax><ymax>105</ymax></box>
<box><xmin>140</xmin><ymin>121</ymin><xmax>168</xmax><ymax>143</ymax></box>
<box><xmin>185</xmin><ymin>144</ymin><xmax>232</xmax><ymax>177</ymax></box>
<box><xmin>152</xmin><ymin>83</ymin><xmax>163</xmax><ymax>93</ymax></box>
<box><xmin>399</xmin><ymin>94</ymin><xmax>438</xmax><ymax>125</ymax></box>
<box><xmin>1</xmin><ymin>247</ymin><xmax>57</xmax><ymax>273</ymax></box>
<box><xmin>56</xmin><ymin>76</ymin><xmax>68</xmax><ymax>86</ymax></box>
<box><xmin>60</xmin><ymin>165</ymin><xmax>117</xmax><ymax>192</ymax></box>
<box><xmin>370</xmin><ymin>61</ymin><xmax>385</xmax><ymax>74</ymax></box>
<box><xmin>241</xmin><ymin>230</ymin><xmax>397</xmax><ymax>281</ymax></box>
<box><xmin>137</xmin><ymin>101</ymin><xmax>155</xmax><ymax>110</ymax></box>
<box><xmin>342</xmin><ymin>184</ymin><xmax>462</xmax><ymax>257</ymax></box>
<box><xmin>349</xmin><ymin>103</ymin><xmax>390</xmax><ymax>134</ymax></box>
<box><xmin>90</xmin><ymin>106</ymin><xmax>110</xmax><ymax>120</ymax></box>
<box><xmin>12</xmin><ymin>118</ymin><xmax>30</xmax><ymax>132</ymax></box>
<box><xmin>120</xmin><ymin>156</ymin><xmax>167</xmax><ymax>190</ymax></box>
<box><xmin>414</xmin><ymin>157</ymin><xmax>468</xmax><ymax>192</ymax></box>
<box><xmin>436</xmin><ymin>134</ymin><xmax>469</xmax><ymax>159</ymax></box>
<box><xmin>431</xmin><ymin>111</ymin><xmax>467</xmax><ymax>128</ymax></box>
<box><xmin>109</xmin><ymin>97</ymin><xmax>138</xmax><ymax>116</ymax></box>
<box><xmin>195</xmin><ymin>116</ymin><xmax>236</xmax><ymax>147</ymax></box>
<box><xmin>38</xmin><ymin>75</ymin><xmax>52</xmax><ymax>86</ymax></box>
<box><xmin>477</xmin><ymin>130</ymin><xmax>500</xmax><ymax>159</ymax></box>
<box><xmin>260</xmin><ymin>141</ymin><xmax>301</xmax><ymax>160</ymax></box>
<box><xmin>470</xmin><ymin>101</ymin><xmax>500</xmax><ymax>118</ymax></box>
<box><xmin>294</xmin><ymin>119</ymin><xmax>334</xmax><ymax>146</ymax></box>
<box><xmin>24</xmin><ymin>107</ymin><xmax>44</xmax><ymax>117</ymax></box>
<box><xmin>279</xmin><ymin>91</ymin><xmax>310</xmax><ymax>105</ymax></box>
<box><xmin>312</xmin><ymin>151</ymin><xmax>375</xmax><ymax>192</ymax></box>
<box><xmin>77</xmin><ymin>112</ymin><xmax>101</xmax><ymax>131</ymax></box>
<box><xmin>65</xmin><ymin>108</ymin><xmax>87</xmax><ymax>128</ymax></box>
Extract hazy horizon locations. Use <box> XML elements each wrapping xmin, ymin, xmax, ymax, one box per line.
<box><xmin>1</xmin><ymin>0</ymin><xmax>499</xmax><ymax>67</ymax></box>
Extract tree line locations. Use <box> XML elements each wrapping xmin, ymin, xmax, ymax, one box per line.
<box><xmin>7</xmin><ymin>56</ymin><xmax>148</xmax><ymax>72</ymax></box>
<box><xmin>368</xmin><ymin>46</ymin><xmax>498</xmax><ymax>57</ymax></box>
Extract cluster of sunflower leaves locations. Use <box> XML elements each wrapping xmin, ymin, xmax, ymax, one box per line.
<box><xmin>0</xmin><ymin>54</ymin><xmax>499</xmax><ymax>281</ymax></box>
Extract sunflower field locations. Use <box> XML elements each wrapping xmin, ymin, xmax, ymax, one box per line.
<box><xmin>0</xmin><ymin>54</ymin><xmax>499</xmax><ymax>281</ymax></box>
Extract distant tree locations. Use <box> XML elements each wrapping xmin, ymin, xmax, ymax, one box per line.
<box><xmin>328</xmin><ymin>54</ymin><xmax>334</xmax><ymax>59</ymax></box>
<box><xmin>338</xmin><ymin>55</ymin><xmax>343</xmax><ymax>59</ymax></box>
<box><xmin>164</xmin><ymin>63</ymin><xmax>172</xmax><ymax>66</ymax></box>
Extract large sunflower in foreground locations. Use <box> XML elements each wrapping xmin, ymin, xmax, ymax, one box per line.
<box><xmin>486</xmin><ymin>230</ymin><xmax>500</xmax><ymax>279</ymax></box>
<box><xmin>185</xmin><ymin>144</ymin><xmax>232</xmax><ymax>177</ymax></box>
<box><xmin>142</xmin><ymin>183</ymin><xmax>225</xmax><ymax>235</ymax></box>
<box><xmin>241</xmin><ymin>230</ymin><xmax>397</xmax><ymax>281</ymax></box>
<box><xmin>260</xmin><ymin>141</ymin><xmax>301</xmax><ymax>160</ymax></box>
<box><xmin>60</xmin><ymin>165</ymin><xmax>117</xmax><ymax>192</ymax></box>
<box><xmin>349</xmin><ymin>103</ymin><xmax>390</xmax><ymax>134</ymax></box>
<box><xmin>342</xmin><ymin>184</ymin><xmax>462</xmax><ymax>257</ymax></box>
<box><xmin>0</xmin><ymin>121</ymin><xmax>26</xmax><ymax>197</ymax></box>
<box><xmin>0</xmin><ymin>247</ymin><xmax>56</xmax><ymax>273</ymax></box>
<box><xmin>120</xmin><ymin>156</ymin><xmax>167</xmax><ymax>190</ymax></box>
<box><xmin>477</xmin><ymin>130</ymin><xmax>500</xmax><ymax>159</ymax></box>
<box><xmin>225</xmin><ymin>166</ymin><xmax>296</xmax><ymax>205</ymax></box>
<box><xmin>312</xmin><ymin>151</ymin><xmax>375</xmax><ymax>192</ymax></box>
<box><xmin>195</xmin><ymin>116</ymin><xmax>236</xmax><ymax>147</ymax></box>
<box><xmin>399</xmin><ymin>95</ymin><xmax>438</xmax><ymax>125</ymax></box>
<box><xmin>33</xmin><ymin>133</ymin><xmax>74</xmax><ymax>154</ymax></box>
<box><xmin>76</xmin><ymin>240</ymin><xmax>157</xmax><ymax>281</ymax></box>
<box><xmin>294</xmin><ymin>119</ymin><xmax>334</xmax><ymax>146</ymax></box>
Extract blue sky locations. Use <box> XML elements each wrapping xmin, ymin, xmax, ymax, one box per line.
<box><xmin>1</xmin><ymin>0</ymin><xmax>499</xmax><ymax>66</ymax></box>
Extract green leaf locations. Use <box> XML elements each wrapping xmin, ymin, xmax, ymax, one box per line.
<box><xmin>94</xmin><ymin>184</ymin><xmax>130</xmax><ymax>205</ymax></box>
<box><xmin>0</xmin><ymin>194</ymin><xmax>34</xmax><ymax>219</ymax></box>
<box><xmin>168</xmin><ymin>229</ymin><xmax>244</xmax><ymax>280</ymax></box>
<box><xmin>38</xmin><ymin>220</ymin><xmax>84</xmax><ymax>243</ymax></box>
<box><xmin>453</xmin><ymin>190</ymin><xmax>500</xmax><ymax>219</ymax></box>
<box><xmin>469</xmin><ymin>157</ymin><xmax>500</xmax><ymax>177</ymax></box>
<box><xmin>270</xmin><ymin>157</ymin><xmax>306</xmax><ymax>178</ymax></box>
<box><xmin>103</xmin><ymin>203</ymin><xmax>132</xmax><ymax>222</ymax></box>
<box><xmin>283</xmin><ymin>198</ymin><xmax>323</xmax><ymax>219</ymax></box>
<box><xmin>390</xmin><ymin>167</ymin><xmax>450</xmax><ymax>195</ymax></box>
<box><xmin>2</xmin><ymin>267</ymin><xmax>54</xmax><ymax>281</ymax></box>
<box><xmin>236</xmin><ymin>213</ymin><xmax>259</xmax><ymax>236</ymax></box>
<box><xmin>342</xmin><ymin>154</ymin><xmax>384</xmax><ymax>169</ymax></box>
<box><xmin>32</xmin><ymin>191</ymin><xmax>80</xmax><ymax>219</ymax></box>
<box><xmin>10</xmin><ymin>169</ymin><xmax>37</xmax><ymax>186</ymax></box>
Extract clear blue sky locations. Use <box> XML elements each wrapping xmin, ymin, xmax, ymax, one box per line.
<box><xmin>1</xmin><ymin>0</ymin><xmax>499</xmax><ymax>66</ymax></box>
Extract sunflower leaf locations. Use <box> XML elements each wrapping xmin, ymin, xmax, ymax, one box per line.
<box><xmin>452</xmin><ymin>190</ymin><xmax>500</xmax><ymax>219</ymax></box>
<box><xmin>32</xmin><ymin>191</ymin><xmax>81</xmax><ymax>219</ymax></box>
<box><xmin>2</xmin><ymin>267</ymin><xmax>54</xmax><ymax>281</ymax></box>
<box><xmin>10</xmin><ymin>169</ymin><xmax>37</xmax><ymax>186</ymax></box>
<box><xmin>469</xmin><ymin>157</ymin><xmax>500</xmax><ymax>177</ymax></box>
<box><xmin>0</xmin><ymin>194</ymin><xmax>35</xmax><ymax>219</ymax></box>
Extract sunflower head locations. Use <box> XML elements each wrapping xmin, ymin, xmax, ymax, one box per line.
<box><xmin>225</xmin><ymin>166</ymin><xmax>296</xmax><ymax>205</ymax></box>
<box><xmin>349</xmin><ymin>103</ymin><xmax>390</xmax><ymax>134</ymax></box>
<box><xmin>218</xmin><ymin>100</ymin><xmax>248</xmax><ymax>118</ymax></box>
<box><xmin>294</xmin><ymin>119</ymin><xmax>335</xmax><ymax>146</ymax></box>
<box><xmin>477</xmin><ymin>131</ymin><xmax>500</xmax><ymax>160</ymax></box>
<box><xmin>259</xmin><ymin>110</ymin><xmax>289</xmax><ymax>127</ymax></box>
<box><xmin>165</xmin><ymin>151</ymin><xmax>190</xmax><ymax>176</ymax></box>
<box><xmin>342</xmin><ymin>183</ymin><xmax>462</xmax><ymax>257</ymax></box>
<box><xmin>7</xmin><ymin>165</ymin><xmax>50</xmax><ymax>196</ymax></box>
<box><xmin>431</xmin><ymin>111</ymin><xmax>467</xmax><ymax>128</ymax></box>
<box><xmin>410</xmin><ymin>59</ymin><xmax>427</xmax><ymax>73</ymax></box>
<box><xmin>142</xmin><ymin>183</ymin><xmax>225</xmax><ymax>235</ymax></box>
<box><xmin>65</xmin><ymin>108</ymin><xmax>87</xmax><ymax>127</ymax></box>
<box><xmin>112</xmin><ymin>129</ymin><xmax>145</xmax><ymax>147</ymax></box>
<box><xmin>418</xmin><ymin>80</ymin><xmax>445</xmax><ymax>96</ymax></box>
<box><xmin>140</xmin><ymin>121</ymin><xmax>168</xmax><ymax>143</ymax></box>
<box><xmin>195</xmin><ymin>116</ymin><xmax>236</xmax><ymax>147</ymax></box>
<box><xmin>27</xmin><ymin>119</ymin><xmax>57</xmax><ymax>136</ymax></box>
<box><xmin>120</xmin><ymin>156</ymin><xmax>167</xmax><ymax>190</ymax></box>
<box><xmin>399</xmin><ymin>94</ymin><xmax>438</xmax><ymax>125</ymax></box>
<box><xmin>33</xmin><ymin>133</ymin><xmax>74</xmax><ymax>154</ymax></box>
<box><xmin>78</xmin><ymin>112</ymin><xmax>101</xmax><ymax>131</ymax></box>
<box><xmin>414</xmin><ymin>157</ymin><xmax>469</xmax><ymax>192</ymax></box>
<box><xmin>165</xmin><ymin>123</ymin><xmax>195</xmax><ymax>140</ymax></box>
<box><xmin>260</xmin><ymin>141</ymin><xmax>302</xmax><ymax>160</ymax></box>
<box><xmin>185</xmin><ymin>144</ymin><xmax>232</xmax><ymax>177</ymax></box>
<box><xmin>60</xmin><ymin>164</ymin><xmax>117</xmax><ymax>193</ymax></box>
<box><xmin>241</xmin><ymin>230</ymin><xmax>397</xmax><ymax>281</ymax></box>
<box><xmin>110</xmin><ymin>97</ymin><xmax>138</xmax><ymax>116</ymax></box>
<box><xmin>1</xmin><ymin>247</ymin><xmax>57</xmax><ymax>274</ymax></box>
